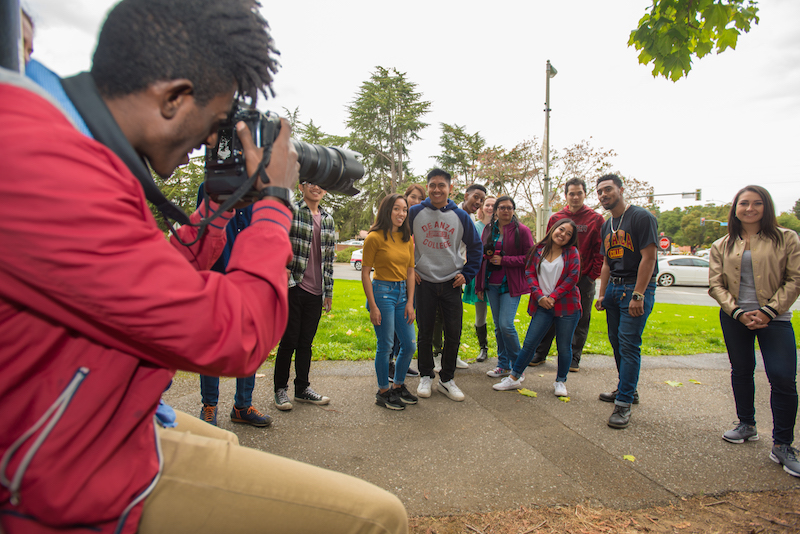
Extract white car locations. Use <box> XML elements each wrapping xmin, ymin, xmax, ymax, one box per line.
<box><xmin>350</xmin><ymin>248</ymin><xmax>363</xmax><ymax>270</ymax></box>
<box><xmin>656</xmin><ymin>255</ymin><xmax>710</xmax><ymax>287</ymax></box>
<box><xmin>338</xmin><ymin>239</ymin><xmax>364</xmax><ymax>247</ymax></box>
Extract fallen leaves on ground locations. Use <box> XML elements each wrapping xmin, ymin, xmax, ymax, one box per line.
<box><xmin>518</xmin><ymin>388</ymin><xmax>537</xmax><ymax>398</ymax></box>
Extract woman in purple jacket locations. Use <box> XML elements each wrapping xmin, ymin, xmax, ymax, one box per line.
<box><xmin>475</xmin><ymin>196</ymin><xmax>535</xmax><ymax>378</ymax></box>
<box><xmin>493</xmin><ymin>218</ymin><xmax>581</xmax><ymax>397</ymax></box>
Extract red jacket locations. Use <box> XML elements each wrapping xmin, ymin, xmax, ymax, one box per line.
<box><xmin>547</xmin><ymin>205</ymin><xmax>604</xmax><ymax>280</ymax></box>
<box><xmin>525</xmin><ymin>245</ymin><xmax>582</xmax><ymax>317</ymax></box>
<box><xmin>0</xmin><ymin>83</ymin><xmax>293</xmax><ymax>533</ymax></box>
<box><xmin>475</xmin><ymin>221</ymin><xmax>535</xmax><ymax>298</ymax></box>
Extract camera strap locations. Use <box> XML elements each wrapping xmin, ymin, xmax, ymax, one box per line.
<box><xmin>61</xmin><ymin>72</ymin><xmax>192</xmax><ymax>226</ymax></box>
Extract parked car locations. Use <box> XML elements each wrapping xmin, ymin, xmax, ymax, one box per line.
<box><xmin>694</xmin><ymin>249</ymin><xmax>710</xmax><ymax>258</ymax></box>
<box><xmin>350</xmin><ymin>248</ymin><xmax>363</xmax><ymax>270</ymax></box>
<box><xmin>656</xmin><ymin>255</ymin><xmax>710</xmax><ymax>287</ymax></box>
<box><xmin>338</xmin><ymin>239</ymin><xmax>364</xmax><ymax>247</ymax></box>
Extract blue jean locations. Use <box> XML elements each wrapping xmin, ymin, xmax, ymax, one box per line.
<box><xmin>371</xmin><ymin>280</ymin><xmax>416</xmax><ymax>389</ymax></box>
<box><xmin>720</xmin><ymin>311</ymin><xmax>797</xmax><ymax>445</ymax></box>
<box><xmin>512</xmin><ymin>308</ymin><xmax>580</xmax><ymax>381</ymax></box>
<box><xmin>485</xmin><ymin>286</ymin><xmax>522</xmax><ymax>370</ymax></box>
<box><xmin>603</xmin><ymin>282</ymin><xmax>656</xmax><ymax>406</ymax></box>
<box><xmin>200</xmin><ymin>374</ymin><xmax>255</xmax><ymax>408</ymax></box>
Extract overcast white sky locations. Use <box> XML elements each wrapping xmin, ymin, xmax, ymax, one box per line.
<box><xmin>23</xmin><ymin>0</ymin><xmax>800</xmax><ymax>213</ymax></box>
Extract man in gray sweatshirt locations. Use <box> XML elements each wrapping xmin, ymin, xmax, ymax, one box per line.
<box><xmin>409</xmin><ymin>169</ymin><xmax>482</xmax><ymax>401</ymax></box>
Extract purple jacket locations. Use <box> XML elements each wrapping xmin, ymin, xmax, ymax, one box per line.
<box><xmin>475</xmin><ymin>220</ymin><xmax>535</xmax><ymax>297</ymax></box>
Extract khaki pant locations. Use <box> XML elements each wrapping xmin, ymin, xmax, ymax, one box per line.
<box><xmin>139</xmin><ymin>411</ymin><xmax>408</xmax><ymax>534</ymax></box>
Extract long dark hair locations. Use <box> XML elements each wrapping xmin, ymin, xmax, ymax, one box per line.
<box><xmin>726</xmin><ymin>185</ymin><xmax>783</xmax><ymax>252</ymax></box>
<box><xmin>369</xmin><ymin>194</ymin><xmax>411</xmax><ymax>242</ymax></box>
<box><xmin>526</xmin><ymin>218</ymin><xmax>579</xmax><ymax>271</ymax></box>
<box><xmin>483</xmin><ymin>195</ymin><xmax>520</xmax><ymax>250</ymax></box>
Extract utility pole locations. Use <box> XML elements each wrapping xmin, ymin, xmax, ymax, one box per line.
<box><xmin>1</xmin><ymin>0</ymin><xmax>22</xmax><ymax>73</ymax></box>
<box><xmin>539</xmin><ymin>60</ymin><xmax>557</xmax><ymax>240</ymax></box>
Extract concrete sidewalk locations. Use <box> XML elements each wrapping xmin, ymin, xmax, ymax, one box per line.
<box><xmin>163</xmin><ymin>353</ymin><xmax>800</xmax><ymax>516</ymax></box>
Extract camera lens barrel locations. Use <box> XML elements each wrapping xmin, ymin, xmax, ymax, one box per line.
<box><xmin>292</xmin><ymin>140</ymin><xmax>363</xmax><ymax>196</ymax></box>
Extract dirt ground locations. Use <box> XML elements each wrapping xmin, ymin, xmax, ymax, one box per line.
<box><xmin>409</xmin><ymin>490</ymin><xmax>800</xmax><ymax>534</ymax></box>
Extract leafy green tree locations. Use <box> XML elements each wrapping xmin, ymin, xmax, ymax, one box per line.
<box><xmin>149</xmin><ymin>156</ymin><xmax>205</xmax><ymax>233</ymax></box>
<box><xmin>436</xmin><ymin>123</ymin><xmax>485</xmax><ymax>190</ymax></box>
<box><xmin>629</xmin><ymin>0</ymin><xmax>760</xmax><ymax>81</ymax></box>
<box><xmin>792</xmin><ymin>199</ymin><xmax>800</xmax><ymax>220</ymax></box>
<box><xmin>346</xmin><ymin>67</ymin><xmax>431</xmax><ymax>196</ymax></box>
<box><xmin>778</xmin><ymin>212</ymin><xmax>800</xmax><ymax>234</ymax></box>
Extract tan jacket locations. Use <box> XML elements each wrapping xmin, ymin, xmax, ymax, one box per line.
<box><xmin>708</xmin><ymin>227</ymin><xmax>800</xmax><ymax>319</ymax></box>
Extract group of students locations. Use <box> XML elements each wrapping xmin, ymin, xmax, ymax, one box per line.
<box><xmin>361</xmin><ymin>172</ymin><xmax>600</xmax><ymax>408</ymax></box>
<box><xmin>360</xmin><ymin>173</ymin><xmax>800</xmax><ymax>479</ymax></box>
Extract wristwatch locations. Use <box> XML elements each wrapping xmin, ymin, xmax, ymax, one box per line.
<box><xmin>258</xmin><ymin>186</ymin><xmax>293</xmax><ymax>208</ymax></box>
<box><xmin>631</xmin><ymin>291</ymin><xmax>644</xmax><ymax>301</ymax></box>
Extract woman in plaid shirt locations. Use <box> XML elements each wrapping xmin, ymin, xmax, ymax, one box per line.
<box><xmin>493</xmin><ymin>219</ymin><xmax>581</xmax><ymax>397</ymax></box>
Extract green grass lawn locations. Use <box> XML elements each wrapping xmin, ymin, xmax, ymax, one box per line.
<box><xmin>305</xmin><ymin>280</ymin><xmax>800</xmax><ymax>361</ymax></box>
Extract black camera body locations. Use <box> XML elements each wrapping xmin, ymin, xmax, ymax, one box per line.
<box><xmin>205</xmin><ymin>104</ymin><xmax>363</xmax><ymax>199</ymax></box>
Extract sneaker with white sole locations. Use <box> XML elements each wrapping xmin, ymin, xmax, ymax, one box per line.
<box><xmin>274</xmin><ymin>388</ymin><xmax>293</xmax><ymax>411</ymax></box>
<box><xmin>722</xmin><ymin>422</ymin><xmax>759</xmax><ymax>444</ymax></box>
<box><xmin>294</xmin><ymin>386</ymin><xmax>330</xmax><ymax>405</ymax></box>
<box><xmin>456</xmin><ymin>357</ymin><xmax>469</xmax><ymax>369</ymax></box>
<box><xmin>554</xmin><ymin>381</ymin><xmax>568</xmax><ymax>397</ymax></box>
<box><xmin>493</xmin><ymin>375</ymin><xmax>524</xmax><ymax>391</ymax></box>
<box><xmin>486</xmin><ymin>367</ymin><xmax>511</xmax><ymax>378</ymax></box>
<box><xmin>770</xmin><ymin>444</ymin><xmax>800</xmax><ymax>477</ymax></box>
<box><xmin>433</xmin><ymin>354</ymin><xmax>442</xmax><ymax>373</ymax></box>
<box><xmin>437</xmin><ymin>379</ymin><xmax>465</xmax><ymax>401</ymax></box>
<box><xmin>417</xmin><ymin>376</ymin><xmax>432</xmax><ymax>398</ymax></box>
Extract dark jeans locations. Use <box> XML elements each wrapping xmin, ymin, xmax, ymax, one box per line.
<box><xmin>603</xmin><ymin>281</ymin><xmax>656</xmax><ymax>406</ymax></box>
<box><xmin>416</xmin><ymin>279</ymin><xmax>463</xmax><ymax>383</ymax></box>
<box><xmin>534</xmin><ymin>275</ymin><xmax>595</xmax><ymax>361</ymax></box>
<box><xmin>720</xmin><ymin>310</ymin><xmax>798</xmax><ymax>445</ymax></box>
<box><xmin>274</xmin><ymin>286</ymin><xmax>323</xmax><ymax>393</ymax></box>
<box><xmin>200</xmin><ymin>374</ymin><xmax>255</xmax><ymax>408</ymax></box>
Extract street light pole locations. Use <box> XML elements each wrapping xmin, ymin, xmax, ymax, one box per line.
<box><xmin>540</xmin><ymin>60</ymin><xmax>557</xmax><ymax>240</ymax></box>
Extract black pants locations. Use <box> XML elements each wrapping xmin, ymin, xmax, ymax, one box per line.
<box><xmin>274</xmin><ymin>286</ymin><xmax>323</xmax><ymax>393</ymax></box>
<box><xmin>416</xmin><ymin>279</ymin><xmax>463</xmax><ymax>383</ymax></box>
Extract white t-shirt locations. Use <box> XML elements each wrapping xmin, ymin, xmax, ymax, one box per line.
<box><xmin>538</xmin><ymin>255</ymin><xmax>564</xmax><ymax>296</ymax></box>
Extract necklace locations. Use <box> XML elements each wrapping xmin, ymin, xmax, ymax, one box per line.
<box><xmin>609</xmin><ymin>204</ymin><xmax>629</xmax><ymax>236</ymax></box>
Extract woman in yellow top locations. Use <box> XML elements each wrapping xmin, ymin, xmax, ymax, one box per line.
<box><xmin>362</xmin><ymin>194</ymin><xmax>418</xmax><ymax>410</ymax></box>
<box><xmin>709</xmin><ymin>185</ymin><xmax>800</xmax><ymax>478</ymax></box>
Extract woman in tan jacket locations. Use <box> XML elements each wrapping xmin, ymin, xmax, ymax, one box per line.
<box><xmin>709</xmin><ymin>185</ymin><xmax>800</xmax><ymax>478</ymax></box>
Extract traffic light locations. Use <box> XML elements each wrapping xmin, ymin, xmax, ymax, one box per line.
<box><xmin>696</xmin><ymin>188</ymin><xmax>702</xmax><ymax>201</ymax></box>
<box><xmin>700</xmin><ymin>217</ymin><xmax>705</xmax><ymax>226</ymax></box>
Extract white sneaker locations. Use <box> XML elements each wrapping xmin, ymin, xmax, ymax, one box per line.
<box><xmin>417</xmin><ymin>376</ymin><xmax>432</xmax><ymax>398</ymax></box>
<box><xmin>486</xmin><ymin>367</ymin><xmax>511</xmax><ymax>378</ymax></box>
<box><xmin>493</xmin><ymin>375</ymin><xmax>524</xmax><ymax>391</ymax></box>
<box><xmin>437</xmin><ymin>379</ymin><xmax>465</xmax><ymax>401</ymax></box>
<box><xmin>554</xmin><ymin>381</ymin><xmax>568</xmax><ymax>397</ymax></box>
<box><xmin>456</xmin><ymin>357</ymin><xmax>469</xmax><ymax>369</ymax></box>
<box><xmin>433</xmin><ymin>354</ymin><xmax>442</xmax><ymax>373</ymax></box>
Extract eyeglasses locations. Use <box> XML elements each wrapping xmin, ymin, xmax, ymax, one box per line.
<box><xmin>496</xmin><ymin>205</ymin><xmax>514</xmax><ymax>211</ymax></box>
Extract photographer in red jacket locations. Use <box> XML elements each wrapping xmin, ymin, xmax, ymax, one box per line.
<box><xmin>0</xmin><ymin>1</ymin><xmax>406</xmax><ymax>533</ymax></box>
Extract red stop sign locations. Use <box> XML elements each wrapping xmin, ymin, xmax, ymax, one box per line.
<box><xmin>659</xmin><ymin>236</ymin><xmax>671</xmax><ymax>250</ymax></box>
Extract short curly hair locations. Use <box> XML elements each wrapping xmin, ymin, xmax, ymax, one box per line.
<box><xmin>91</xmin><ymin>0</ymin><xmax>279</xmax><ymax>106</ymax></box>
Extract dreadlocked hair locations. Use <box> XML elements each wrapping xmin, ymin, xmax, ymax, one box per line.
<box><xmin>92</xmin><ymin>0</ymin><xmax>279</xmax><ymax>106</ymax></box>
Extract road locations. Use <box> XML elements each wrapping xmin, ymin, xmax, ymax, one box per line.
<box><xmin>333</xmin><ymin>263</ymin><xmax>800</xmax><ymax>310</ymax></box>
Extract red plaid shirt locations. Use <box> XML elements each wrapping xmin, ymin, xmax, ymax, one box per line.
<box><xmin>525</xmin><ymin>244</ymin><xmax>582</xmax><ymax>317</ymax></box>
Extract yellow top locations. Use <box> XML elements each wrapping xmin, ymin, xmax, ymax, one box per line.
<box><xmin>362</xmin><ymin>231</ymin><xmax>415</xmax><ymax>281</ymax></box>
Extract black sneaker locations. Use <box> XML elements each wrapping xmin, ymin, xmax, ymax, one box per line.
<box><xmin>608</xmin><ymin>404</ymin><xmax>632</xmax><ymax>429</ymax></box>
<box><xmin>598</xmin><ymin>389</ymin><xmax>639</xmax><ymax>404</ymax></box>
<box><xmin>528</xmin><ymin>353</ymin><xmax>547</xmax><ymax>367</ymax></box>
<box><xmin>394</xmin><ymin>384</ymin><xmax>418</xmax><ymax>405</ymax></box>
<box><xmin>295</xmin><ymin>387</ymin><xmax>330</xmax><ymax>405</ymax></box>
<box><xmin>405</xmin><ymin>366</ymin><xmax>419</xmax><ymax>377</ymax></box>
<box><xmin>375</xmin><ymin>389</ymin><xmax>405</xmax><ymax>410</ymax></box>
